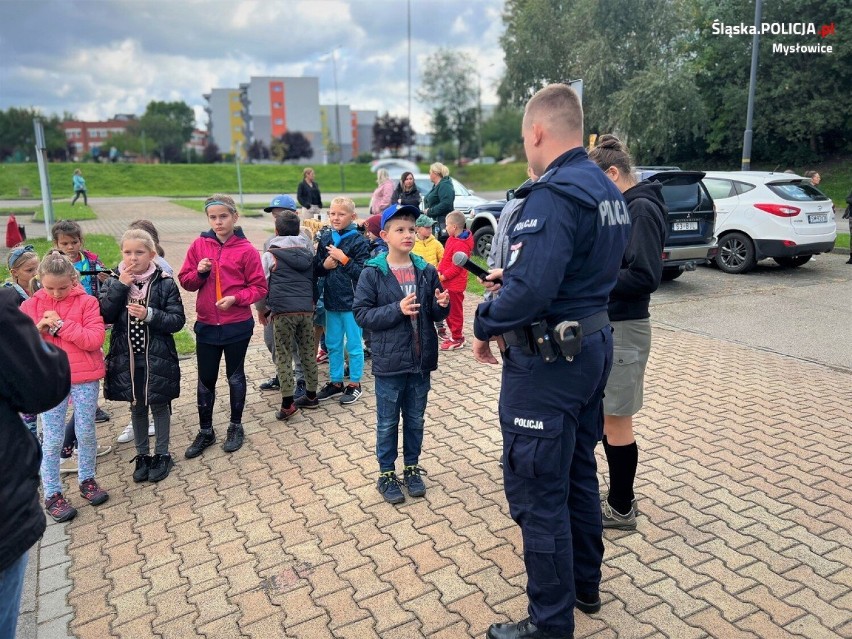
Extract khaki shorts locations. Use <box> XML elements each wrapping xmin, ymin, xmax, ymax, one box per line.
<box><xmin>603</xmin><ymin>318</ymin><xmax>652</xmax><ymax>416</ymax></box>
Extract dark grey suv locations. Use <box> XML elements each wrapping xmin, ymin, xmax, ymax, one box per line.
<box><xmin>467</xmin><ymin>171</ymin><xmax>718</xmax><ymax>281</ymax></box>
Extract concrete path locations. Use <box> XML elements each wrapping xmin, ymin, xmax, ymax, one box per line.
<box><xmin>14</xmin><ymin>199</ymin><xmax>852</xmax><ymax>638</ymax></box>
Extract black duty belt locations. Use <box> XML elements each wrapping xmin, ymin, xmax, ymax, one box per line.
<box><xmin>502</xmin><ymin>311</ymin><xmax>610</xmax><ymax>360</ymax></box>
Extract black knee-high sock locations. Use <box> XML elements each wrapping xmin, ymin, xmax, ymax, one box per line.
<box><xmin>603</xmin><ymin>436</ymin><xmax>638</xmax><ymax>515</ymax></box>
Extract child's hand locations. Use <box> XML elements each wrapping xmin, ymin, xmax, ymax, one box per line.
<box><xmin>97</xmin><ymin>271</ymin><xmax>110</xmax><ymax>283</ymax></box>
<box><xmin>435</xmin><ymin>288</ymin><xmax>450</xmax><ymax>307</ymax></box>
<box><xmin>323</xmin><ymin>256</ymin><xmax>338</xmax><ymax>270</ymax></box>
<box><xmin>42</xmin><ymin>310</ymin><xmax>61</xmax><ymax>323</ymax></box>
<box><xmin>197</xmin><ymin>258</ymin><xmax>212</xmax><ymax>274</ymax></box>
<box><xmin>127</xmin><ymin>303</ymin><xmax>147</xmax><ymax>320</ymax></box>
<box><xmin>216</xmin><ymin>295</ymin><xmax>236</xmax><ymax>310</ymax></box>
<box><xmin>400</xmin><ymin>292</ymin><xmax>420</xmax><ymax>316</ymax></box>
<box><xmin>118</xmin><ymin>268</ymin><xmax>134</xmax><ymax>286</ymax></box>
<box><xmin>327</xmin><ymin>246</ymin><xmax>346</xmax><ymax>263</ymax></box>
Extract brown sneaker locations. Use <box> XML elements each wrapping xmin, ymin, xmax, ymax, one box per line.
<box><xmin>79</xmin><ymin>478</ymin><xmax>109</xmax><ymax>506</ymax></box>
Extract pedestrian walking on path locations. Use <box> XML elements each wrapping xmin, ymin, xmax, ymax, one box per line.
<box><xmin>71</xmin><ymin>169</ymin><xmax>88</xmax><ymax>206</ymax></box>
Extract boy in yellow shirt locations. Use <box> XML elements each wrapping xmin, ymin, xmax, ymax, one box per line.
<box><xmin>412</xmin><ymin>214</ymin><xmax>443</xmax><ymax>266</ymax></box>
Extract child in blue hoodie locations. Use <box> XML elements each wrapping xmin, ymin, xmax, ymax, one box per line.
<box><xmin>313</xmin><ymin>197</ymin><xmax>371</xmax><ymax>405</ymax></box>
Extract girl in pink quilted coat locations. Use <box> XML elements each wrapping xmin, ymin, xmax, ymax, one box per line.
<box><xmin>21</xmin><ymin>250</ymin><xmax>109</xmax><ymax>523</ymax></box>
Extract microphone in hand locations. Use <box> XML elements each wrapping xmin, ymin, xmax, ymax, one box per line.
<box><xmin>452</xmin><ymin>252</ymin><xmax>502</xmax><ymax>285</ymax></box>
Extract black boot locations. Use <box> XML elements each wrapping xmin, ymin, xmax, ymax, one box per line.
<box><xmin>223</xmin><ymin>422</ymin><xmax>244</xmax><ymax>453</ymax></box>
<box><xmin>487</xmin><ymin>618</ymin><xmax>571</xmax><ymax>639</ymax></box>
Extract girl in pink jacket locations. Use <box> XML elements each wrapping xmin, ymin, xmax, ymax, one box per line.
<box><xmin>178</xmin><ymin>194</ymin><xmax>267</xmax><ymax>458</ymax></box>
<box><xmin>21</xmin><ymin>250</ymin><xmax>108</xmax><ymax>523</ymax></box>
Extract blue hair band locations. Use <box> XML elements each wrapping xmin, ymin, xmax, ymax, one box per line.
<box><xmin>7</xmin><ymin>244</ymin><xmax>35</xmax><ymax>269</ymax></box>
<box><xmin>204</xmin><ymin>200</ymin><xmax>234</xmax><ymax>212</ymax></box>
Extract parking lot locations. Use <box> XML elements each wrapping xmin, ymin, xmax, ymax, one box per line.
<box><xmin>652</xmin><ymin>252</ymin><xmax>851</xmax><ymax>372</ymax></box>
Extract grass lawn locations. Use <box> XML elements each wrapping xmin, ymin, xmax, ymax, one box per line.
<box><xmin>1</xmin><ymin>233</ymin><xmax>122</xmax><ymax>281</ymax></box>
<box><xmin>169</xmin><ymin>199</ymin><xmax>263</xmax><ymax>217</ymax></box>
<box><xmin>465</xmin><ymin>256</ymin><xmax>488</xmax><ymax>296</ymax></box>
<box><xmin>0</xmin><ymin>201</ymin><xmax>97</xmax><ymax>222</ymax></box>
<box><xmin>174</xmin><ymin>327</ymin><xmax>196</xmax><ymax>356</ymax></box>
<box><xmin>835</xmin><ymin>232</ymin><xmax>850</xmax><ymax>250</ymax></box>
<box><xmin>1</xmin><ymin>163</ymin><xmax>388</xmax><ymax>198</ymax></box>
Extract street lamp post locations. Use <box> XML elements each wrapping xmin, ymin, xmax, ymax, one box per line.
<box><xmin>741</xmin><ymin>0</ymin><xmax>762</xmax><ymax>170</ymax></box>
<box><xmin>330</xmin><ymin>48</ymin><xmax>346</xmax><ymax>191</ymax></box>
<box><xmin>477</xmin><ymin>76</ymin><xmax>483</xmax><ymax>162</ymax></box>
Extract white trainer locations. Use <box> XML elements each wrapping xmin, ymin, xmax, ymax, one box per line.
<box><xmin>116</xmin><ymin>420</ymin><xmax>156</xmax><ymax>443</ymax></box>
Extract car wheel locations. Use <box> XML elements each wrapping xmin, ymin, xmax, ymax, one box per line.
<box><xmin>773</xmin><ymin>255</ymin><xmax>812</xmax><ymax>268</ymax></box>
<box><xmin>661</xmin><ymin>268</ymin><xmax>683</xmax><ymax>281</ymax></box>
<box><xmin>715</xmin><ymin>232</ymin><xmax>756</xmax><ymax>274</ymax></box>
<box><xmin>473</xmin><ymin>227</ymin><xmax>494</xmax><ymax>259</ymax></box>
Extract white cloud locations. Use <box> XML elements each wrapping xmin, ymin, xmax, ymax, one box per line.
<box><xmin>0</xmin><ymin>0</ymin><xmax>506</xmax><ymax>134</ymax></box>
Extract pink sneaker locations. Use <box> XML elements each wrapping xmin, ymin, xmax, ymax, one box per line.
<box><xmin>316</xmin><ymin>348</ymin><xmax>329</xmax><ymax>363</ymax></box>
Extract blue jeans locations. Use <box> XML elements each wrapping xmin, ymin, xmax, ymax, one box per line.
<box><xmin>375</xmin><ymin>372</ymin><xmax>431</xmax><ymax>472</ymax></box>
<box><xmin>0</xmin><ymin>551</ymin><xmax>28</xmax><ymax>639</ymax></box>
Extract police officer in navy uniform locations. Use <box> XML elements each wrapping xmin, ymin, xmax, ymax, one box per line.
<box><xmin>474</xmin><ymin>84</ymin><xmax>631</xmax><ymax>639</ymax></box>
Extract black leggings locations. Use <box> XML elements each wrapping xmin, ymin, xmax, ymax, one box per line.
<box><xmin>196</xmin><ymin>339</ymin><xmax>250</xmax><ymax>428</ymax></box>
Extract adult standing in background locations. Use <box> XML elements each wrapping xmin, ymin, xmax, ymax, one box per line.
<box><xmin>0</xmin><ymin>288</ymin><xmax>71</xmax><ymax>636</ymax></box>
<box><xmin>804</xmin><ymin>170</ymin><xmax>821</xmax><ymax>187</ymax></box>
<box><xmin>370</xmin><ymin>169</ymin><xmax>395</xmax><ymax>216</ymax></box>
<box><xmin>297</xmin><ymin>167</ymin><xmax>323</xmax><ymax>220</ymax></box>
<box><xmin>422</xmin><ymin>162</ymin><xmax>455</xmax><ymax>238</ymax></box>
<box><xmin>476</xmin><ymin>84</ymin><xmax>630</xmax><ymax>639</ymax></box>
<box><xmin>589</xmin><ymin>134</ymin><xmax>667</xmax><ymax>531</ymax></box>
<box><xmin>391</xmin><ymin>171</ymin><xmax>422</xmax><ymax>207</ymax></box>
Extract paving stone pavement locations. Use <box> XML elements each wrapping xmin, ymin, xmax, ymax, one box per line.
<box><xmin>17</xmin><ymin>199</ymin><xmax>852</xmax><ymax>638</ymax></box>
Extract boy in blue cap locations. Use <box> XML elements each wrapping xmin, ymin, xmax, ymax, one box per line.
<box><xmin>353</xmin><ymin>204</ymin><xmax>450</xmax><ymax>503</ymax></box>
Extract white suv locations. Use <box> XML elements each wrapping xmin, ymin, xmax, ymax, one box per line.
<box><xmin>702</xmin><ymin>171</ymin><xmax>836</xmax><ymax>274</ymax></box>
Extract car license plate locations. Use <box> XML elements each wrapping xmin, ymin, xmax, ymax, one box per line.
<box><xmin>672</xmin><ymin>222</ymin><xmax>698</xmax><ymax>231</ymax></box>
<box><xmin>808</xmin><ymin>214</ymin><xmax>828</xmax><ymax>224</ymax></box>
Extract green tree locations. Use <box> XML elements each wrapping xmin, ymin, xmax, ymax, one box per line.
<box><xmin>693</xmin><ymin>0</ymin><xmax>852</xmax><ymax>164</ymax></box>
<box><xmin>500</xmin><ymin>0</ymin><xmax>704</xmax><ymax>163</ymax></box>
<box><xmin>480</xmin><ymin>107</ymin><xmax>524</xmax><ymax>159</ymax></box>
<box><xmin>0</xmin><ymin>107</ymin><xmax>66</xmax><ymax>161</ymax></box>
<box><xmin>138</xmin><ymin>100</ymin><xmax>195</xmax><ymax>163</ymax></box>
<box><xmin>418</xmin><ymin>48</ymin><xmax>479</xmax><ymax>161</ymax></box>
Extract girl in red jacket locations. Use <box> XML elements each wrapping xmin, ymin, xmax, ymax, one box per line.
<box><xmin>178</xmin><ymin>194</ymin><xmax>267</xmax><ymax>458</ymax></box>
<box><xmin>21</xmin><ymin>250</ymin><xmax>108</xmax><ymax>523</ymax></box>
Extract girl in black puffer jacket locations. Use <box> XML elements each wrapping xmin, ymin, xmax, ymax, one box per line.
<box><xmin>100</xmin><ymin>229</ymin><xmax>185</xmax><ymax>483</ymax></box>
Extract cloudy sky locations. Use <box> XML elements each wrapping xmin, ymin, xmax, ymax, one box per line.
<box><xmin>0</xmin><ymin>0</ymin><xmax>506</xmax><ymax>133</ymax></box>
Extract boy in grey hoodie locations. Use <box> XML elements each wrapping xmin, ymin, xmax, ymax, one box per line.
<box><xmin>258</xmin><ymin>211</ymin><xmax>319</xmax><ymax>419</ymax></box>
